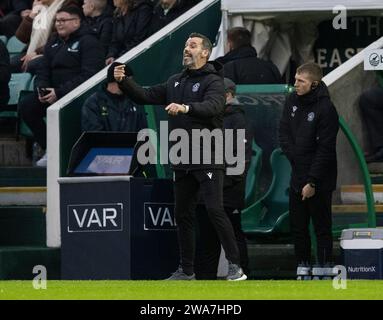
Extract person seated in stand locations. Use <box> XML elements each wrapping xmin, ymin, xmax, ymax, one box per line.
<box><xmin>0</xmin><ymin>39</ymin><xmax>11</xmax><ymax>109</ymax></box>
<box><xmin>0</xmin><ymin>0</ymin><xmax>32</xmax><ymax>38</ymax></box>
<box><xmin>82</xmin><ymin>62</ymin><xmax>147</xmax><ymax>132</ymax></box>
<box><xmin>18</xmin><ymin>6</ymin><xmax>105</xmax><ymax>167</ymax></box>
<box><xmin>82</xmin><ymin>0</ymin><xmax>113</xmax><ymax>53</ymax></box>
<box><xmin>13</xmin><ymin>0</ymin><xmax>82</xmax><ymax>73</ymax></box>
<box><xmin>105</xmin><ymin>0</ymin><xmax>153</xmax><ymax>65</ymax></box>
<box><xmin>149</xmin><ymin>0</ymin><xmax>192</xmax><ymax>35</ymax></box>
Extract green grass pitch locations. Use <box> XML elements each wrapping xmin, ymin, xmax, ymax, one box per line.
<box><xmin>1</xmin><ymin>280</ymin><xmax>383</xmax><ymax>300</ymax></box>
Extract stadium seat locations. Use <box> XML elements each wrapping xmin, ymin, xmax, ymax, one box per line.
<box><xmin>8</xmin><ymin>73</ymin><xmax>32</xmax><ymax>105</ymax></box>
<box><xmin>0</xmin><ymin>73</ymin><xmax>32</xmax><ymax>136</ymax></box>
<box><xmin>245</xmin><ymin>140</ymin><xmax>263</xmax><ymax>207</ymax></box>
<box><xmin>6</xmin><ymin>36</ymin><xmax>26</xmax><ymax>58</ymax></box>
<box><xmin>241</xmin><ymin>148</ymin><xmax>291</xmax><ymax>239</ymax></box>
<box><xmin>0</xmin><ymin>35</ymin><xmax>7</xmax><ymax>45</ymax></box>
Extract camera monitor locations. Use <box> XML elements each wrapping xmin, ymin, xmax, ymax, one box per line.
<box><xmin>67</xmin><ymin>132</ymin><xmax>141</xmax><ymax>177</ymax></box>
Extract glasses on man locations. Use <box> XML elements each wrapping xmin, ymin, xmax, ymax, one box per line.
<box><xmin>55</xmin><ymin>18</ymin><xmax>79</xmax><ymax>24</ymax></box>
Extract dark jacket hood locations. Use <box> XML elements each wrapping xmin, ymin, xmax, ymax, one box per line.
<box><xmin>296</xmin><ymin>81</ymin><xmax>330</xmax><ymax>107</ymax></box>
<box><xmin>217</xmin><ymin>46</ymin><xmax>257</xmax><ymax>65</ymax></box>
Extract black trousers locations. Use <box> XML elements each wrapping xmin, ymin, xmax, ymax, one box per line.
<box><xmin>289</xmin><ymin>189</ymin><xmax>333</xmax><ymax>266</ymax></box>
<box><xmin>18</xmin><ymin>92</ymin><xmax>48</xmax><ymax>150</ymax></box>
<box><xmin>359</xmin><ymin>87</ymin><xmax>383</xmax><ymax>152</ymax></box>
<box><xmin>174</xmin><ymin>169</ymin><xmax>240</xmax><ymax>275</ymax></box>
<box><xmin>194</xmin><ymin>206</ymin><xmax>249</xmax><ymax>280</ymax></box>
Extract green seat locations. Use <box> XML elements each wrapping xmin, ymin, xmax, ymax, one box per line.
<box><xmin>8</xmin><ymin>73</ymin><xmax>32</xmax><ymax>105</ymax></box>
<box><xmin>6</xmin><ymin>36</ymin><xmax>26</xmax><ymax>58</ymax></box>
<box><xmin>17</xmin><ymin>90</ymin><xmax>35</xmax><ymax>138</ymax></box>
<box><xmin>0</xmin><ymin>35</ymin><xmax>7</xmax><ymax>45</ymax></box>
<box><xmin>242</xmin><ymin>148</ymin><xmax>291</xmax><ymax>239</ymax></box>
<box><xmin>0</xmin><ymin>73</ymin><xmax>32</xmax><ymax>122</ymax></box>
<box><xmin>245</xmin><ymin>140</ymin><xmax>262</xmax><ymax>207</ymax></box>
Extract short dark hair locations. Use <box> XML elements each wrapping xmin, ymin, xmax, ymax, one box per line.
<box><xmin>227</xmin><ymin>27</ymin><xmax>251</xmax><ymax>50</ymax></box>
<box><xmin>296</xmin><ymin>62</ymin><xmax>323</xmax><ymax>82</ymax></box>
<box><xmin>188</xmin><ymin>32</ymin><xmax>213</xmax><ymax>59</ymax></box>
<box><xmin>57</xmin><ymin>5</ymin><xmax>84</xmax><ymax>19</ymax></box>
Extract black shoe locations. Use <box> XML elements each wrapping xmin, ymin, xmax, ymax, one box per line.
<box><xmin>365</xmin><ymin>148</ymin><xmax>383</xmax><ymax>163</ymax></box>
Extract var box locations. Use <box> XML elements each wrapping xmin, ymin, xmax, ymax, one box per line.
<box><xmin>340</xmin><ymin>228</ymin><xmax>383</xmax><ymax>279</ymax></box>
<box><xmin>59</xmin><ymin>176</ymin><xmax>179</xmax><ymax>280</ymax></box>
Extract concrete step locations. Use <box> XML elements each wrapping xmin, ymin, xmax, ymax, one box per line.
<box><xmin>0</xmin><ymin>246</ymin><xmax>60</xmax><ymax>280</ymax></box>
<box><xmin>0</xmin><ymin>138</ymin><xmax>31</xmax><ymax>166</ymax></box>
<box><xmin>368</xmin><ymin>162</ymin><xmax>383</xmax><ymax>174</ymax></box>
<box><xmin>0</xmin><ymin>187</ymin><xmax>46</xmax><ymax>206</ymax></box>
<box><xmin>0</xmin><ymin>206</ymin><xmax>46</xmax><ymax>246</ymax></box>
<box><xmin>340</xmin><ymin>184</ymin><xmax>383</xmax><ymax>204</ymax></box>
<box><xmin>0</xmin><ymin>167</ymin><xmax>46</xmax><ymax>187</ymax></box>
<box><xmin>371</xmin><ymin>174</ymin><xmax>383</xmax><ymax>184</ymax></box>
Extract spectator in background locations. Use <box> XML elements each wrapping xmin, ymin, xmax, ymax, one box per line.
<box><xmin>82</xmin><ymin>0</ymin><xmax>113</xmax><ymax>52</ymax></box>
<box><xmin>105</xmin><ymin>0</ymin><xmax>153</xmax><ymax>65</ymax></box>
<box><xmin>18</xmin><ymin>6</ymin><xmax>104</xmax><ymax>167</ymax></box>
<box><xmin>150</xmin><ymin>0</ymin><xmax>192</xmax><ymax>35</ymax></box>
<box><xmin>13</xmin><ymin>0</ymin><xmax>82</xmax><ymax>73</ymax></box>
<box><xmin>216</xmin><ymin>27</ymin><xmax>282</xmax><ymax>85</ymax></box>
<box><xmin>0</xmin><ymin>39</ymin><xmax>11</xmax><ymax>108</ymax></box>
<box><xmin>0</xmin><ymin>0</ymin><xmax>32</xmax><ymax>38</ymax></box>
<box><xmin>82</xmin><ymin>62</ymin><xmax>147</xmax><ymax>132</ymax></box>
<box><xmin>359</xmin><ymin>87</ymin><xmax>383</xmax><ymax>162</ymax></box>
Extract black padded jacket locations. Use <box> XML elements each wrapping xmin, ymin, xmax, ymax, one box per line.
<box><xmin>279</xmin><ymin>81</ymin><xmax>339</xmax><ymax>191</ymax></box>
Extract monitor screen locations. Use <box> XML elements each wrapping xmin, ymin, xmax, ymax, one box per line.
<box><xmin>73</xmin><ymin>147</ymin><xmax>134</xmax><ymax>175</ymax></box>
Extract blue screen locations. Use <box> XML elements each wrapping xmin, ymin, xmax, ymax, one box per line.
<box><xmin>74</xmin><ymin>147</ymin><xmax>134</xmax><ymax>175</ymax></box>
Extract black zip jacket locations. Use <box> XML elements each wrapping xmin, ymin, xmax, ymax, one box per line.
<box><xmin>0</xmin><ymin>39</ymin><xmax>10</xmax><ymax>107</ymax></box>
<box><xmin>223</xmin><ymin>98</ymin><xmax>252</xmax><ymax>209</ymax></box>
<box><xmin>279</xmin><ymin>81</ymin><xmax>339</xmax><ymax>191</ymax></box>
<box><xmin>118</xmin><ymin>61</ymin><xmax>226</xmax><ymax>170</ymax></box>
<box><xmin>81</xmin><ymin>84</ymin><xmax>147</xmax><ymax>132</ymax></box>
<box><xmin>106</xmin><ymin>0</ymin><xmax>153</xmax><ymax>59</ymax></box>
<box><xmin>83</xmin><ymin>8</ymin><xmax>113</xmax><ymax>53</ymax></box>
<box><xmin>150</xmin><ymin>0</ymin><xmax>192</xmax><ymax>35</ymax></box>
<box><xmin>36</xmin><ymin>25</ymin><xmax>104</xmax><ymax>99</ymax></box>
<box><xmin>216</xmin><ymin>46</ymin><xmax>282</xmax><ymax>85</ymax></box>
